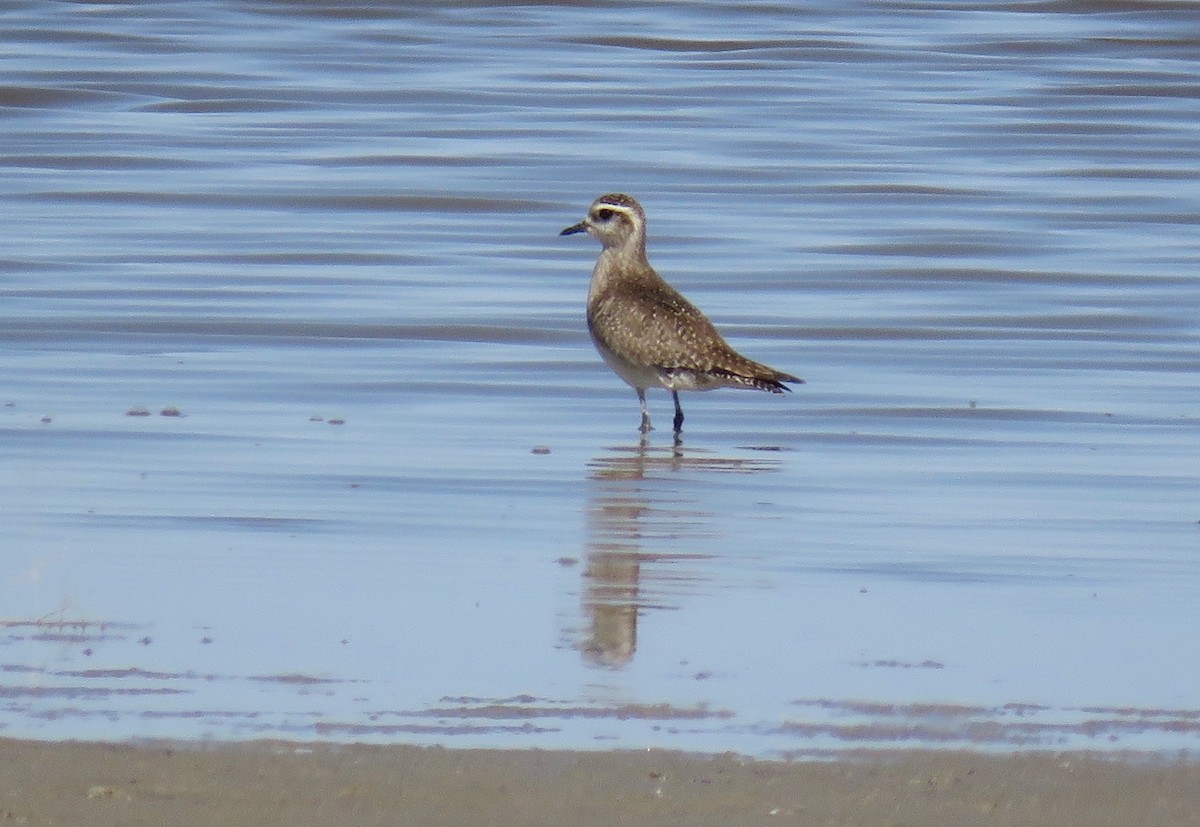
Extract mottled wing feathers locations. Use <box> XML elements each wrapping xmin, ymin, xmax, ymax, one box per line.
<box><xmin>588</xmin><ymin>279</ymin><xmax>800</xmax><ymax>391</ymax></box>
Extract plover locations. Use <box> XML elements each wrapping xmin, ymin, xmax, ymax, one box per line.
<box><xmin>561</xmin><ymin>193</ymin><xmax>802</xmax><ymax>434</ymax></box>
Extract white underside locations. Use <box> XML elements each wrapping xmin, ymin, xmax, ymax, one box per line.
<box><xmin>592</xmin><ymin>337</ymin><xmax>727</xmax><ymax>392</ymax></box>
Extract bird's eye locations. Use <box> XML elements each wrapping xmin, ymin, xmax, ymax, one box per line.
<box><xmin>595</xmin><ymin>208</ymin><xmax>614</xmax><ymax>221</ymax></box>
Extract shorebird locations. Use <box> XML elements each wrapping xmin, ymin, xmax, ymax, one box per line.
<box><xmin>561</xmin><ymin>193</ymin><xmax>802</xmax><ymax>434</ymax></box>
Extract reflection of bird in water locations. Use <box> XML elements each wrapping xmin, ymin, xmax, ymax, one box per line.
<box><xmin>580</xmin><ymin>549</ymin><xmax>641</xmax><ymax>669</ymax></box>
<box><xmin>561</xmin><ymin>193</ymin><xmax>802</xmax><ymax>435</ymax></box>
<box><xmin>579</xmin><ymin>443</ymin><xmax>782</xmax><ymax>668</ymax></box>
<box><xmin>580</xmin><ymin>446</ymin><xmax>657</xmax><ymax>668</ymax></box>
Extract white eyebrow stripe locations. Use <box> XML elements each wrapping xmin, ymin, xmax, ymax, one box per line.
<box><xmin>592</xmin><ymin>203</ymin><xmax>638</xmax><ymax>219</ymax></box>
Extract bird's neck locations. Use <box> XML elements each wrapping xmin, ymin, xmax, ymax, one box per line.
<box><xmin>590</xmin><ymin>238</ymin><xmax>648</xmax><ymax>296</ymax></box>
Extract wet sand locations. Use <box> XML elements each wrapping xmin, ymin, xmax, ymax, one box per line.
<box><xmin>2</xmin><ymin>739</ymin><xmax>1196</xmax><ymax>826</ymax></box>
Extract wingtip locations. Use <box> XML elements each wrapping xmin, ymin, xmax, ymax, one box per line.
<box><xmin>775</xmin><ymin>373</ymin><xmax>804</xmax><ymax>391</ymax></box>
<box><xmin>759</xmin><ymin>376</ymin><xmax>802</xmax><ymax>394</ymax></box>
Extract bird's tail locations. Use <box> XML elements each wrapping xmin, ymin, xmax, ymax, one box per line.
<box><xmin>715</xmin><ymin>366</ymin><xmax>804</xmax><ymax>394</ymax></box>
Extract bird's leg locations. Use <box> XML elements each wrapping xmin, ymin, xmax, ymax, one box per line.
<box><xmin>637</xmin><ymin>388</ymin><xmax>653</xmax><ymax>433</ymax></box>
<box><xmin>672</xmin><ymin>391</ymin><xmax>684</xmax><ymax>434</ymax></box>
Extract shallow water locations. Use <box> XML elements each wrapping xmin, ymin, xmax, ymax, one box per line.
<box><xmin>2</xmin><ymin>1</ymin><xmax>1199</xmax><ymax>757</ymax></box>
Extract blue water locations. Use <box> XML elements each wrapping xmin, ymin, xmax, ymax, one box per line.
<box><xmin>2</xmin><ymin>1</ymin><xmax>1198</xmax><ymax>757</ymax></box>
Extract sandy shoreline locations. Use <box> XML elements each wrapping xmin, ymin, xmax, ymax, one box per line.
<box><xmin>2</xmin><ymin>738</ymin><xmax>1197</xmax><ymax>826</ymax></box>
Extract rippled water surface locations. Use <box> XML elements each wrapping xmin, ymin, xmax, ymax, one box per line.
<box><xmin>2</xmin><ymin>1</ymin><xmax>1199</xmax><ymax>756</ymax></box>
